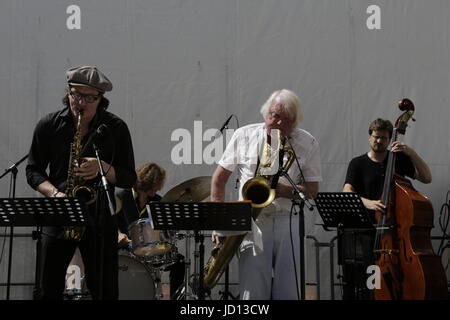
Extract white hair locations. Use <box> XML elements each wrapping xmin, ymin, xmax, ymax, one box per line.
<box><xmin>260</xmin><ymin>89</ymin><xmax>304</xmax><ymax>127</ymax></box>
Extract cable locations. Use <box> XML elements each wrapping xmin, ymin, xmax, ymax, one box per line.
<box><xmin>233</xmin><ymin>114</ymin><xmax>240</xmax><ymax>129</ymax></box>
<box><xmin>289</xmin><ymin>203</ymin><xmax>300</xmax><ymax>300</ymax></box>
<box><xmin>0</xmin><ymin>227</ymin><xmax>7</xmax><ymax>266</ymax></box>
<box><xmin>437</xmin><ymin>190</ymin><xmax>450</xmax><ymax>257</ymax></box>
<box><xmin>286</xmin><ymin>138</ymin><xmax>315</xmax><ymax>209</ymax></box>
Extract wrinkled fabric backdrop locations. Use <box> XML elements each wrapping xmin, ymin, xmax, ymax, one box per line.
<box><xmin>1</xmin><ymin>0</ymin><xmax>449</xmax><ymax>299</ymax></box>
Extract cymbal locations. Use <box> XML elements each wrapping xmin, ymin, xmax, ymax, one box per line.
<box><xmin>161</xmin><ymin>176</ymin><xmax>212</xmax><ymax>202</ymax></box>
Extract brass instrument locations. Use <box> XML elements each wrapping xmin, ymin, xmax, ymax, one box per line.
<box><xmin>63</xmin><ymin>109</ymin><xmax>97</xmax><ymax>241</ymax></box>
<box><xmin>203</xmin><ymin>130</ymin><xmax>296</xmax><ymax>290</ymax></box>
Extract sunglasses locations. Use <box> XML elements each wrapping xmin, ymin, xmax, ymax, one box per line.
<box><xmin>69</xmin><ymin>91</ymin><xmax>101</xmax><ymax>103</ymax></box>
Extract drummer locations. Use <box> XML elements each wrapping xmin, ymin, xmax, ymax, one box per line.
<box><xmin>115</xmin><ymin>162</ymin><xmax>185</xmax><ymax>299</ymax></box>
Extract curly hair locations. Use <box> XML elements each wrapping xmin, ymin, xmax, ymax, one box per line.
<box><xmin>259</xmin><ymin>89</ymin><xmax>304</xmax><ymax>128</ymax></box>
<box><xmin>135</xmin><ymin>163</ymin><xmax>167</xmax><ymax>192</ymax></box>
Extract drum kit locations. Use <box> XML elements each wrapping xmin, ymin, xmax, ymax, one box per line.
<box><xmin>65</xmin><ymin>176</ymin><xmax>211</xmax><ymax>300</ymax></box>
<box><xmin>118</xmin><ymin>220</ymin><xmax>180</xmax><ymax>300</ymax></box>
<box><xmin>118</xmin><ymin>176</ymin><xmax>212</xmax><ymax>300</ymax></box>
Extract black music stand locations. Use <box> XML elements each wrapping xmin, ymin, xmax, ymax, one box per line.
<box><xmin>0</xmin><ymin>197</ymin><xmax>87</xmax><ymax>227</ymax></box>
<box><xmin>147</xmin><ymin>201</ymin><xmax>252</xmax><ymax>300</ymax></box>
<box><xmin>314</xmin><ymin>192</ymin><xmax>374</xmax><ymax>300</ymax></box>
<box><xmin>0</xmin><ymin>197</ymin><xmax>87</xmax><ymax>299</ymax></box>
<box><xmin>314</xmin><ymin>192</ymin><xmax>373</xmax><ymax>230</ymax></box>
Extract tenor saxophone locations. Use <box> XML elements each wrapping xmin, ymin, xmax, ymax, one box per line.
<box><xmin>203</xmin><ymin>132</ymin><xmax>296</xmax><ymax>290</ymax></box>
<box><xmin>63</xmin><ymin>109</ymin><xmax>97</xmax><ymax>241</ymax></box>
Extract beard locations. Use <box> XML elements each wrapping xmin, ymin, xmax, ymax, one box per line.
<box><xmin>372</xmin><ymin>144</ymin><xmax>386</xmax><ymax>153</ymax></box>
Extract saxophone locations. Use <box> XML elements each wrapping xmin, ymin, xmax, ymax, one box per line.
<box><xmin>63</xmin><ymin>109</ymin><xmax>97</xmax><ymax>241</ymax></box>
<box><xmin>203</xmin><ymin>130</ymin><xmax>296</xmax><ymax>290</ymax></box>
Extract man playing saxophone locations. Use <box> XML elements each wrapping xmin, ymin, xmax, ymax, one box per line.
<box><xmin>210</xmin><ymin>89</ymin><xmax>322</xmax><ymax>300</ymax></box>
<box><xmin>26</xmin><ymin>66</ymin><xmax>136</xmax><ymax>299</ymax></box>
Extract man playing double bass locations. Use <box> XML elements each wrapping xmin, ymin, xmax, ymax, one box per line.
<box><xmin>341</xmin><ymin>118</ymin><xmax>431</xmax><ymax>300</ymax></box>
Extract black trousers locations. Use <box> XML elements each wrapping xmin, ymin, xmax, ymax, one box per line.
<box><xmin>35</xmin><ymin>221</ymin><xmax>118</xmax><ymax>300</ymax></box>
<box><xmin>338</xmin><ymin>229</ymin><xmax>375</xmax><ymax>300</ymax></box>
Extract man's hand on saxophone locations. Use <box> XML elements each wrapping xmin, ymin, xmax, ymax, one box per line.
<box><xmin>211</xmin><ymin>232</ymin><xmax>225</xmax><ymax>245</ymax></box>
<box><xmin>75</xmin><ymin>157</ymin><xmax>117</xmax><ymax>184</ymax></box>
<box><xmin>74</xmin><ymin>157</ymin><xmax>100</xmax><ymax>180</ymax></box>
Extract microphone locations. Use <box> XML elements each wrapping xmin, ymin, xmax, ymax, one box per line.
<box><xmin>295</xmin><ymin>187</ymin><xmax>313</xmax><ymax>210</ymax></box>
<box><xmin>81</xmin><ymin>124</ymin><xmax>109</xmax><ymax>155</ymax></box>
<box><xmin>270</xmin><ymin>136</ymin><xmax>287</xmax><ymax>189</ymax></box>
<box><xmin>88</xmin><ymin>124</ymin><xmax>108</xmax><ymax>144</ymax></box>
<box><xmin>219</xmin><ymin>115</ymin><xmax>233</xmax><ymax>133</ymax></box>
<box><xmin>93</xmin><ymin>124</ymin><xmax>108</xmax><ymax>140</ymax></box>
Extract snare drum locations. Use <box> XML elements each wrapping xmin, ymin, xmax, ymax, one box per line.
<box><xmin>128</xmin><ymin>218</ymin><xmax>173</xmax><ymax>257</ymax></box>
<box><xmin>146</xmin><ymin>245</ymin><xmax>179</xmax><ymax>268</ymax></box>
<box><xmin>118</xmin><ymin>253</ymin><xmax>157</xmax><ymax>300</ymax></box>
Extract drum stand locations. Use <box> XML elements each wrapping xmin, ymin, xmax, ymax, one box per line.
<box><xmin>152</xmin><ymin>267</ymin><xmax>163</xmax><ymax>300</ymax></box>
<box><xmin>180</xmin><ymin>231</ymin><xmax>198</xmax><ymax>300</ymax></box>
<box><xmin>173</xmin><ymin>231</ymin><xmax>203</xmax><ymax>300</ymax></box>
<box><xmin>176</xmin><ymin>230</ymin><xmax>205</xmax><ymax>300</ymax></box>
<box><xmin>218</xmin><ymin>266</ymin><xmax>238</xmax><ymax>300</ymax></box>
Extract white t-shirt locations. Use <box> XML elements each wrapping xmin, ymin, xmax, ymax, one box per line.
<box><xmin>219</xmin><ymin>123</ymin><xmax>322</xmax><ymax>213</ymax></box>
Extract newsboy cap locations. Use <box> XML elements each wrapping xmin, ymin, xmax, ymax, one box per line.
<box><xmin>66</xmin><ymin>66</ymin><xmax>113</xmax><ymax>93</ymax></box>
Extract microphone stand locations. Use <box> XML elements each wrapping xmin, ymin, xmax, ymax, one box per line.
<box><xmin>0</xmin><ymin>154</ymin><xmax>28</xmax><ymax>300</ymax></box>
<box><xmin>92</xmin><ymin>143</ymin><xmax>115</xmax><ymax>300</ymax></box>
<box><xmin>93</xmin><ymin>143</ymin><xmax>115</xmax><ymax>217</ymax></box>
<box><xmin>276</xmin><ymin>167</ymin><xmax>313</xmax><ymax>300</ymax></box>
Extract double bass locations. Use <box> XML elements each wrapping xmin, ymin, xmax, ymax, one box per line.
<box><xmin>373</xmin><ymin>98</ymin><xmax>448</xmax><ymax>300</ymax></box>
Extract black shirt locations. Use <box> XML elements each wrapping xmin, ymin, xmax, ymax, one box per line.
<box><xmin>26</xmin><ymin>106</ymin><xmax>137</xmax><ymax>237</ymax></box>
<box><xmin>344</xmin><ymin>151</ymin><xmax>415</xmax><ymax>201</ymax></box>
<box><xmin>115</xmin><ymin>188</ymin><xmax>161</xmax><ymax>235</ymax></box>
<box><xmin>26</xmin><ymin>106</ymin><xmax>136</xmax><ymax>191</ymax></box>
<box><xmin>340</xmin><ymin>151</ymin><xmax>415</xmax><ymax>271</ymax></box>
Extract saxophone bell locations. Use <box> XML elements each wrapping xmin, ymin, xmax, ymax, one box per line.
<box><xmin>72</xmin><ymin>185</ymin><xmax>96</xmax><ymax>205</ymax></box>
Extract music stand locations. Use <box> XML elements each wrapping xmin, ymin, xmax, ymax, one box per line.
<box><xmin>314</xmin><ymin>192</ymin><xmax>373</xmax><ymax>230</ymax></box>
<box><xmin>147</xmin><ymin>201</ymin><xmax>252</xmax><ymax>300</ymax></box>
<box><xmin>0</xmin><ymin>197</ymin><xmax>87</xmax><ymax>299</ymax></box>
<box><xmin>314</xmin><ymin>192</ymin><xmax>374</xmax><ymax>299</ymax></box>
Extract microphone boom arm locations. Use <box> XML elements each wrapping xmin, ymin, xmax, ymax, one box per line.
<box><xmin>279</xmin><ymin>168</ymin><xmax>314</xmax><ymax>211</ymax></box>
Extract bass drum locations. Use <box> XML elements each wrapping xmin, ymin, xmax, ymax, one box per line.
<box><xmin>118</xmin><ymin>253</ymin><xmax>157</xmax><ymax>300</ymax></box>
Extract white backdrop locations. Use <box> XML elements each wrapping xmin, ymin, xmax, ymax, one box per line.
<box><xmin>0</xmin><ymin>0</ymin><xmax>449</xmax><ymax>300</ymax></box>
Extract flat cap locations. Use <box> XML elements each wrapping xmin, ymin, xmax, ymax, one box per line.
<box><xmin>66</xmin><ymin>66</ymin><xmax>113</xmax><ymax>93</ymax></box>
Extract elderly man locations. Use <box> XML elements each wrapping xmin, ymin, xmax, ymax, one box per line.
<box><xmin>211</xmin><ymin>89</ymin><xmax>322</xmax><ymax>300</ymax></box>
<box><xmin>26</xmin><ymin>66</ymin><xmax>136</xmax><ymax>300</ymax></box>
